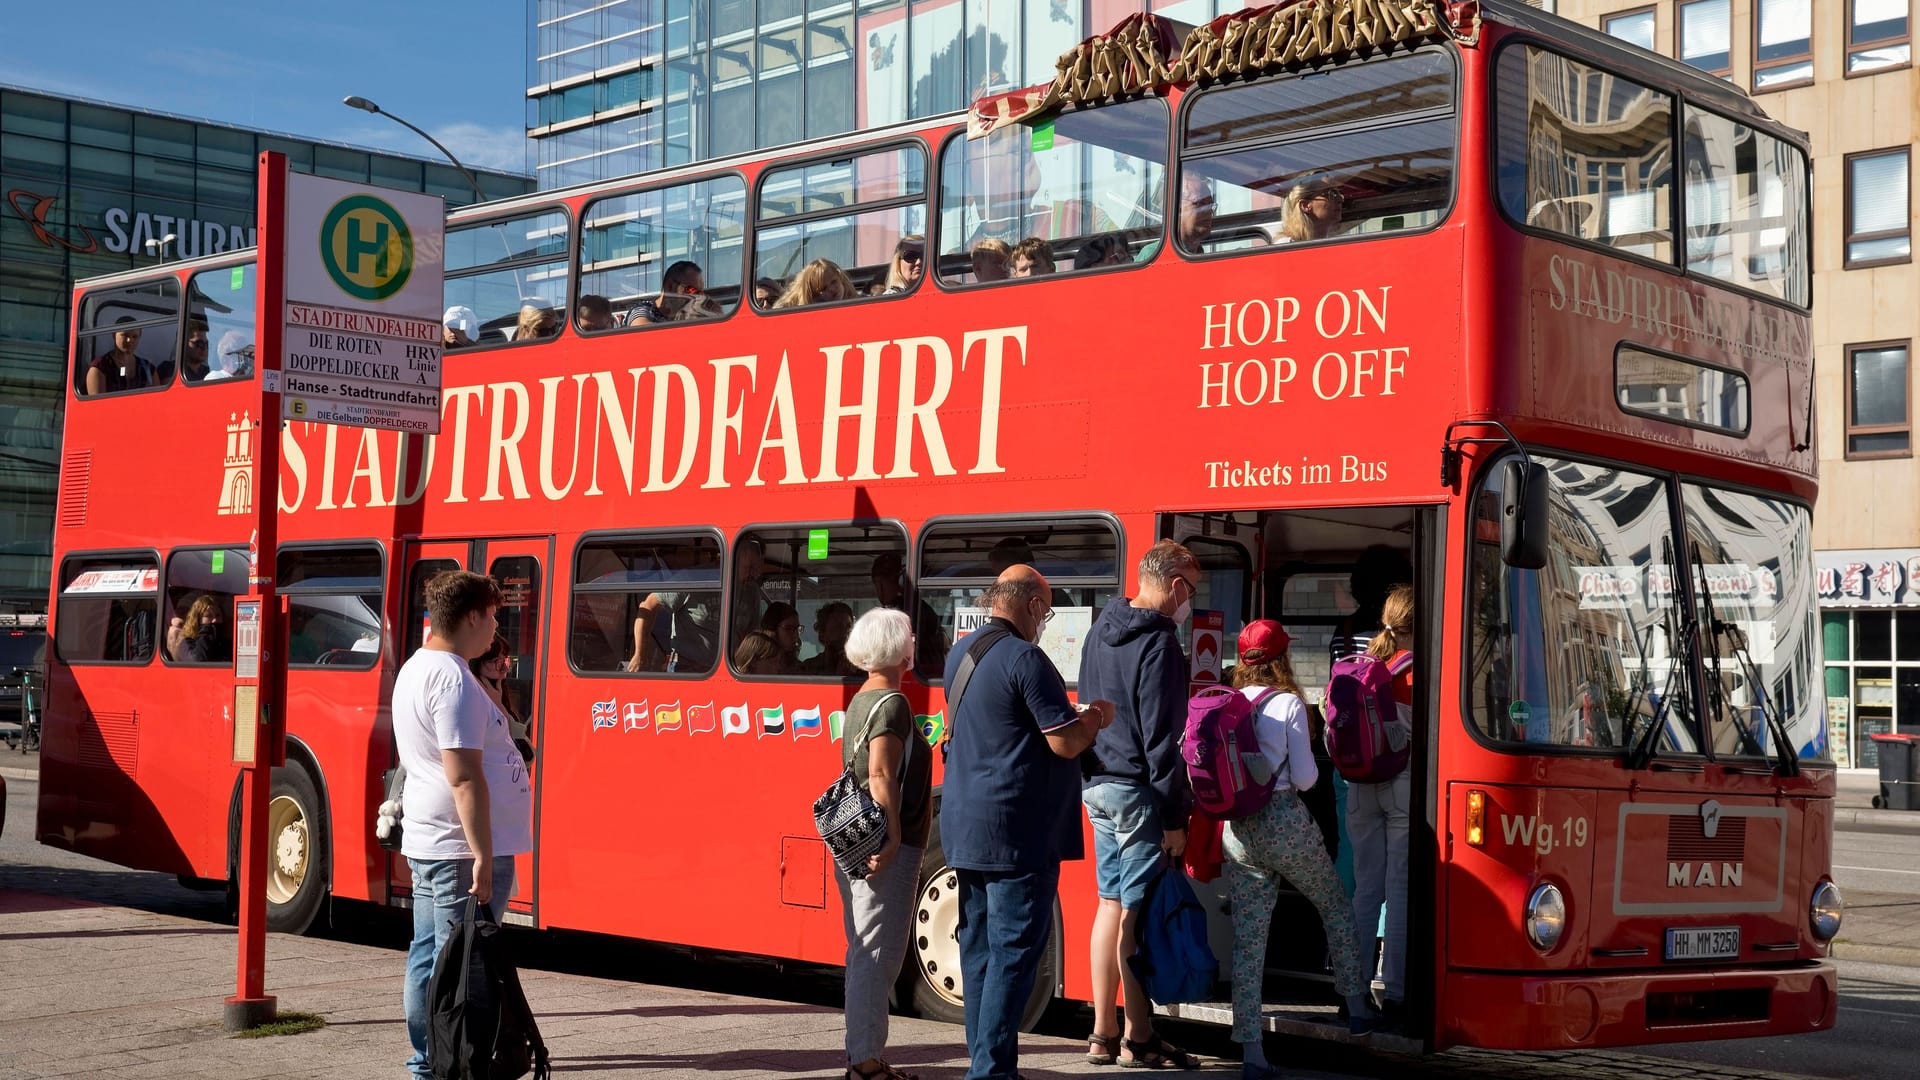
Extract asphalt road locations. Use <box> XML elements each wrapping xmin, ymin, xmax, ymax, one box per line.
<box><xmin>2</xmin><ymin>766</ymin><xmax>1914</xmax><ymax>1079</ymax></box>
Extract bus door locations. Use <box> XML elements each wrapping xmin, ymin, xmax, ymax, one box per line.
<box><xmin>396</xmin><ymin>537</ymin><xmax>552</xmax><ymax>923</ymax></box>
<box><xmin>1156</xmin><ymin>506</ymin><xmax>1441</xmax><ymax>1028</ymax></box>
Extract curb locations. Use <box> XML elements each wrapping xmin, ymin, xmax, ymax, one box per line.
<box><xmin>1833</xmin><ymin>806</ymin><xmax>1920</xmax><ymax>834</ymax></box>
<box><xmin>1832</xmin><ymin>941</ymin><xmax>1920</xmax><ymax>968</ymax></box>
<box><xmin>0</xmin><ymin>766</ymin><xmax>34</xmax><ymax>783</ymax></box>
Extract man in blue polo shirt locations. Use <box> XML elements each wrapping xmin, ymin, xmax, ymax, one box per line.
<box><xmin>940</xmin><ymin>564</ymin><xmax>1112</xmax><ymax>1080</ymax></box>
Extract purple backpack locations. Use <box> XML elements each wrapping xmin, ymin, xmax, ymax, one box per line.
<box><xmin>1183</xmin><ymin>686</ymin><xmax>1281</xmax><ymax>820</ymax></box>
<box><xmin>1323</xmin><ymin>652</ymin><xmax>1413</xmax><ymax>783</ymax></box>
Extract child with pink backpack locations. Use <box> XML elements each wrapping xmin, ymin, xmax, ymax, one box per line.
<box><xmin>1202</xmin><ymin>620</ymin><xmax>1377</xmax><ymax>1079</ymax></box>
<box><xmin>1326</xmin><ymin>583</ymin><xmax>1416</xmax><ymax>1032</ymax></box>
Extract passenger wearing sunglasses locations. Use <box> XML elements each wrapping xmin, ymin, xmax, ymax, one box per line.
<box><xmin>1279</xmin><ymin>173</ymin><xmax>1347</xmax><ymax>243</ymax></box>
<box><xmin>882</xmin><ymin>235</ymin><xmax>924</xmax><ymax>294</ymax></box>
<box><xmin>626</xmin><ymin>260</ymin><xmax>708</xmax><ymax>325</ymax></box>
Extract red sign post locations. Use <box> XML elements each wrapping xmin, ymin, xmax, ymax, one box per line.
<box><xmin>225</xmin><ymin>151</ymin><xmax>289</xmax><ymax>1031</ymax></box>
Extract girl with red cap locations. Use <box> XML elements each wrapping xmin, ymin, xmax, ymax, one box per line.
<box><xmin>1224</xmin><ymin>620</ymin><xmax>1375</xmax><ymax>1078</ymax></box>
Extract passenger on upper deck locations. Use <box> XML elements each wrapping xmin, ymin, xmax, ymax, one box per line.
<box><xmin>85</xmin><ymin>317</ymin><xmax>151</xmax><ymax>395</ymax></box>
<box><xmin>1278</xmin><ymin>174</ymin><xmax>1346</xmax><ymax>244</ymax></box>
<box><xmin>181</xmin><ymin>320</ymin><xmax>212</xmax><ymax>383</ymax></box>
<box><xmin>442</xmin><ymin>306</ymin><xmax>478</xmax><ymax>351</ymax></box>
<box><xmin>1073</xmin><ymin>233</ymin><xmax>1130</xmax><ymax>269</ymax></box>
<box><xmin>576</xmin><ymin>293</ymin><xmax>615</xmax><ymax>332</ymax></box>
<box><xmin>1011</xmin><ymin>238</ymin><xmax>1055</xmax><ymax>277</ymax></box>
<box><xmin>971</xmin><ymin>238</ymin><xmax>1012</xmax><ymax>282</ymax></box>
<box><xmin>512</xmin><ymin>305</ymin><xmax>559</xmax><ymax>341</ymax></box>
<box><xmin>753</xmin><ymin>278</ymin><xmax>781</xmax><ymax>308</ymax></box>
<box><xmin>628</xmin><ymin>261</ymin><xmax>707</xmax><ymax>324</ymax></box>
<box><xmin>882</xmin><ymin>235</ymin><xmax>925</xmax><ymax>294</ymax></box>
<box><xmin>213</xmin><ymin>331</ymin><xmax>254</xmax><ymax>380</ymax></box>
<box><xmin>1177</xmin><ymin>172</ymin><xmax>1217</xmax><ymax>250</ymax></box>
<box><xmin>773</xmin><ymin>259</ymin><xmax>855</xmax><ymax>308</ymax></box>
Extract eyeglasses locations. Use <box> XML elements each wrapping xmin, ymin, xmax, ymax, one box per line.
<box><xmin>1173</xmin><ymin>572</ymin><xmax>1200</xmax><ymax>594</ymax></box>
<box><xmin>1309</xmin><ymin>190</ymin><xmax>1347</xmax><ymax>205</ymax></box>
<box><xmin>899</xmin><ymin>250</ymin><xmax>923</xmax><ymax>264</ymax></box>
<box><xmin>680</xmin><ymin>284</ymin><xmax>703</xmax><ymax>295</ymax></box>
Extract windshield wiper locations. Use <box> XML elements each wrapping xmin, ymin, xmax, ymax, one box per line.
<box><xmin>1626</xmin><ymin>538</ymin><xmax>1693</xmax><ymax>770</ymax></box>
<box><xmin>1690</xmin><ymin>542</ymin><xmax>1801</xmax><ymax>778</ymax></box>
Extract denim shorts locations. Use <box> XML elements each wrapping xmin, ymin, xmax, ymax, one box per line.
<box><xmin>1083</xmin><ymin>779</ymin><xmax>1164</xmax><ymax>908</ymax></box>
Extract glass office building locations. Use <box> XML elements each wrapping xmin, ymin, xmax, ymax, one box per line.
<box><xmin>527</xmin><ymin>0</ymin><xmax>1245</xmax><ymax>188</ymax></box>
<box><xmin>0</xmin><ymin>84</ymin><xmax>531</xmax><ymax>612</ymax></box>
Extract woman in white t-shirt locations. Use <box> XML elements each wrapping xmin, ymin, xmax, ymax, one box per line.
<box><xmin>1223</xmin><ymin>620</ymin><xmax>1375</xmax><ymax>1079</ymax></box>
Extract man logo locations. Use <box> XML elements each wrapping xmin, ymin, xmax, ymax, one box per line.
<box><xmin>1700</xmin><ymin>799</ymin><xmax>1722</xmax><ymax>840</ymax></box>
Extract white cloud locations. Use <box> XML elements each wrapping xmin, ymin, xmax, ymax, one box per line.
<box><xmin>431</xmin><ymin>122</ymin><xmax>532</xmax><ymax>175</ymax></box>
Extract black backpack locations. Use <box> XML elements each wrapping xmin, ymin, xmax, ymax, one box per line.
<box><xmin>428</xmin><ymin>895</ymin><xmax>551</xmax><ymax>1080</ymax></box>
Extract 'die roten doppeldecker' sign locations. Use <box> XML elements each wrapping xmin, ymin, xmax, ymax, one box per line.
<box><xmin>278</xmin><ymin>173</ymin><xmax>445</xmax><ymax>435</ymax></box>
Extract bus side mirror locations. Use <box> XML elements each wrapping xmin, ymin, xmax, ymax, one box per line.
<box><xmin>1501</xmin><ymin>460</ymin><xmax>1549</xmax><ymax>570</ymax></box>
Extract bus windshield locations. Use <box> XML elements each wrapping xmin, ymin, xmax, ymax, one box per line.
<box><xmin>1466</xmin><ymin>456</ymin><xmax>1825</xmax><ymax>762</ymax></box>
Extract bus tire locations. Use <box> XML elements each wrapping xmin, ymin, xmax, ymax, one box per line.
<box><xmin>261</xmin><ymin>762</ymin><xmax>329</xmax><ymax>935</ymax></box>
<box><xmin>901</xmin><ymin>830</ymin><xmax>1056</xmax><ymax>1032</ymax></box>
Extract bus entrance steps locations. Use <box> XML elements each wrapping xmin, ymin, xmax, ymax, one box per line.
<box><xmin>1155</xmin><ymin>999</ymin><xmax>1424</xmax><ymax>1054</ymax></box>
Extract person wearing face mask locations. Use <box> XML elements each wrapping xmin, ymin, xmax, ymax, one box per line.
<box><xmin>1075</xmin><ymin>540</ymin><xmax>1204</xmax><ymax>1070</ymax></box>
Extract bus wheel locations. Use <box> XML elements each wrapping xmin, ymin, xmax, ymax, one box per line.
<box><xmin>902</xmin><ymin>832</ymin><xmax>1055</xmax><ymax>1032</ymax></box>
<box><xmin>262</xmin><ymin>764</ymin><xmax>329</xmax><ymax>935</ymax></box>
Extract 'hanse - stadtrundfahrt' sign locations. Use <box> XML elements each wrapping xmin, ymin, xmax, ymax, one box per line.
<box><xmin>278</xmin><ymin>174</ymin><xmax>444</xmax><ymax>434</ymax></box>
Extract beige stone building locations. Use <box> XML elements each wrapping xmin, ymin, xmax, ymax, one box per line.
<box><xmin>1549</xmin><ymin>0</ymin><xmax>1917</xmax><ymax>767</ymax></box>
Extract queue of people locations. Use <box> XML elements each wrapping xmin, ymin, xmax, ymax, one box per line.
<box><xmin>838</xmin><ymin>544</ymin><xmax>1415</xmax><ymax>1080</ymax></box>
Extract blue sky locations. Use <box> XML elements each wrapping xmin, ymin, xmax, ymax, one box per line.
<box><xmin>3</xmin><ymin>1</ymin><xmax>531</xmax><ymax>174</ymax></box>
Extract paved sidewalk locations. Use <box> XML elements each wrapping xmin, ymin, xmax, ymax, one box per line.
<box><xmin>0</xmin><ymin>889</ymin><xmax>1251</xmax><ymax>1080</ymax></box>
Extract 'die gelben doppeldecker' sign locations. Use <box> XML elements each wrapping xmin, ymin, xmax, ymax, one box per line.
<box><xmin>279</xmin><ymin>173</ymin><xmax>445</xmax><ymax>435</ymax></box>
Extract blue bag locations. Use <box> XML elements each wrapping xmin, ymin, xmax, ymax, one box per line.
<box><xmin>1125</xmin><ymin>865</ymin><xmax>1218</xmax><ymax>1005</ymax></box>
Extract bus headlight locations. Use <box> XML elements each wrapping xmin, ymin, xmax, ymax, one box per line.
<box><xmin>1525</xmin><ymin>882</ymin><xmax>1567</xmax><ymax>951</ymax></box>
<box><xmin>1810</xmin><ymin>881</ymin><xmax>1843</xmax><ymax>941</ymax></box>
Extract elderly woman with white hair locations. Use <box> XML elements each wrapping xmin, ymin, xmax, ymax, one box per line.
<box><xmin>836</xmin><ymin>605</ymin><xmax>931</xmax><ymax>1080</ymax></box>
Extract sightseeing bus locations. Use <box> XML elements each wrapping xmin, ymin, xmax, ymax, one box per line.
<box><xmin>41</xmin><ymin>0</ymin><xmax>1838</xmax><ymax>1051</ymax></box>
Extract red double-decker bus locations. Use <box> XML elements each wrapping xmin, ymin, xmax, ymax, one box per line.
<box><xmin>42</xmin><ymin>0</ymin><xmax>1838</xmax><ymax>1051</ymax></box>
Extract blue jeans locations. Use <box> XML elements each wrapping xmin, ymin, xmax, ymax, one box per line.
<box><xmin>404</xmin><ymin>855</ymin><xmax>518</xmax><ymax>1079</ymax></box>
<box><xmin>956</xmin><ymin>865</ymin><xmax>1059</xmax><ymax>1080</ymax></box>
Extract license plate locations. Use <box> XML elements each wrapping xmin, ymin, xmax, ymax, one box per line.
<box><xmin>1665</xmin><ymin>926</ymin><xmax>1740</xmax><ymax>961</ymax></box>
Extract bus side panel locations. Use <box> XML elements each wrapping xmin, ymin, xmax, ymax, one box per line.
<box><xmin>287</xmin><ymin>674</ymin><xmax>389</xmax><ymax>904</ymax></box>
<box><xmin>37</xmin><ymin>668</ymin><xmax>210</xmax><ymax>877</ymax></box>
<box><xmin>531</xmin><ymin>666</ymin><xmax>851</xmax><ymax>962</ymax></box>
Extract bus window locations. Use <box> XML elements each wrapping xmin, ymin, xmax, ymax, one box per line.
<box><xmin>754</xmin><ymin>145</ymin><xmax>926</xmax><ymax>305</ymax></box>
<box><xmin>733</xmin><ymin>524</ymin><xmax>909</xmax><ymax>679</ymax></box>
<box><xmin>277</xmin><ymin>544</ymin><xmax>385</xmax><ymax>669</ymax></box>
<box><xmin>55</xmin><ymin>554</ymin><xmax>160</xmax><ymax>664</ymax></box>
<box><xmin>75</xmin><ymin>278</ymin><xmax>180</xmax><ymax>397</ymax></box>
<box><xmin>579</xmin><ymin>174</ymin><xmax>747</xmax><ymax>331</ymax></box>
<box><xmin>1467</xmin><ymin>458</ymin><xmax>1700</xmax><ymax>755</ymax></box>
<box><xmin>1682</xmin><ymin>109</ymin><xmax>1810</xmax><ymax>306</ymax></box>
<box><xmin>489</xmin><ymin>554</ymin><xmax>542</xmax><ymax>736</ymax></box>
<box><xmin>1496</xmin><ymin>47</ymin><xmax>1675</xmax><ymax>264</ymax></box>
<box><xmin>937</xmin><ymin>96</ymin><xmax>1168</xmax><ymax>283</ymax></box>
<box><xmin>915</xmin><ymin>517</ymin><xmax>1124</xmax><ymax>685</ymax></box>
<box><xmin>162</xmin><ymin>546</ymin><xmax>248</xmax><ymax>665</ymax></box>
<box><xmin>1179</xmin><ymin>50</ymin><xmax>1456</xmax><ymax>254</ymax></box>
<box><xmin>1679</xmin><ymin>485</ymin><xmax>1824</xmax><ymax>760</ymax></box>
<box><xmin>404</xmin><ymin>558</ymin><xmax>461</xmax><ymax>659</ymax></box>
<box><xmin>184</xmin><ymin>263</ymin><xmax>256</xmax><ymax>384</ymax></box>
<box><xmin>1615</xmin><ymin>345</ymin><xmax>1751</xmax><ymax>434</ymax></box>
<box><xmin>570</xmin><ymin>532</ymin><xmax>723</xmax><ymax>676</ymax></box>
<box><xmin>443</xmin><ymin>209</ymin><xmax>571</xmax><ymax>349</ymax></box>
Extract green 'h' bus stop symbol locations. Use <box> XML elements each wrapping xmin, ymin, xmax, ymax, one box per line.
<box><xmin>319</xmin><ymin>194</ymin><xmax>414</xmax><ymax>301</ymax></box>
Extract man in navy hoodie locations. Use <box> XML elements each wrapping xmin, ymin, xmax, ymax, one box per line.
<box><xmin>1078</xmin><ymin>539</ymin><xmax>1203</xmax><ymax>1069</ymax></box>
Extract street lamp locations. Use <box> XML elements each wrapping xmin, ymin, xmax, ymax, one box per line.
<box><xmin>144</xmin><ymin>232</ymin><xmax>178</xmax><ymax>260</ymax></box>
<box><xmin>342</xmin><ymin>95</ymin><xmax>487</xmax><ymax>204</ymax></box>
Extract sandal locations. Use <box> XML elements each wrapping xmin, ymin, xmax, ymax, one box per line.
<box><xmin>1120</xmin><ymin>1033</ymin><xmax>1203</xmax><ymax>1070</ymax></box>
<box><xmin>1087</xmin><ymin>1031</ymin><xmax>1121</xmax><ymax>1066</ymax></box>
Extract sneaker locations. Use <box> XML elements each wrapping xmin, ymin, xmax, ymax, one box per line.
<box><xmin>1345</xmin><ymin>993</ymin><xmax>1379</xmax><ymax>1036</ymax></box>
<box><xmin>1242</xmin><ymin>1064</ymin><xmax>1285</xmax><ymax>1080</ymax></box>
